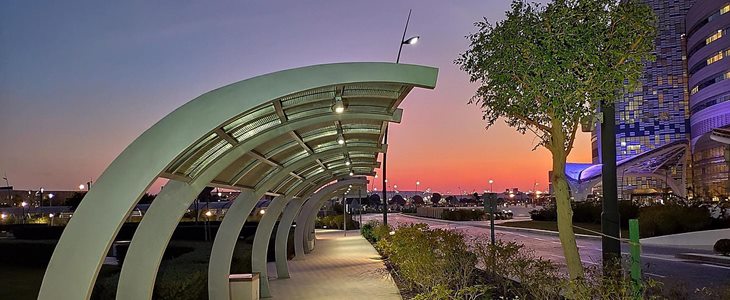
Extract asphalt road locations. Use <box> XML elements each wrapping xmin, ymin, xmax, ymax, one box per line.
<box><xmin>359</xmin><ymin>212</ymin><xmax>730</xmax><ymax>293</ymax></box>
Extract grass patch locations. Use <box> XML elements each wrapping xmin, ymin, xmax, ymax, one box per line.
<box><xmin>499</xmin><ymin>220</ymin><xmax>630</xmax><ymax>238</ymax></box>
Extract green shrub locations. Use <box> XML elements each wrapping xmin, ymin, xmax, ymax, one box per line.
<box><xmin>441</xmin><ymin>209</ymin><xmax>484</xmax><ymax>221</ymax></box>
<box><xmin>386</xmin><ymin>224</ymin><xmax>477</xmax><ymax>293</ymax></box>
<box><xmin>640</xmin><ymin>204</ymin><xmax>711</xmax><ymax>237</ymax></box>
<box><xmin>572</xmin><ymin>202</ymin><xmax>601</xmax><ymax>224</ymax></box>
<box><xmin>529</xmin><ymin>206</ymin><xmax>557</xmax><ymax>221</ymax></box>
<box><xmin>315</xmin><ymin>215</ymin><xmax>359</xmax><ymax>229</ymax></box>
<box><xmin>715</xmin><ymin>239</ymin><xmax>730</xmax><ymax>256</ymax></box>
<box><xmin>360</xmin><ymin>221</ymin><xmax>376</xmax><ymax>243</ymax></box>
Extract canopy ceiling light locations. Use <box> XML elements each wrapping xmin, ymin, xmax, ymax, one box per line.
<box><xmin>332</xmin><ymin>96</ymin><xmax>345</xmax><ymax>114</ymax></box>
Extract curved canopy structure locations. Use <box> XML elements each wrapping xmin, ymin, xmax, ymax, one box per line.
<box><xmin>711</xmin><ymin>127</ymin><xmax>730</xmax><ymax>145</ymax></box>
<box><xmin>39</xmin><ymin>62</ymin><xmax>438</xmax><ymax>300</ymax></box>
<box><xmin>566</xmin><ymin>140</ymin><xmax>690</xmax><ymax>200</ymax></box>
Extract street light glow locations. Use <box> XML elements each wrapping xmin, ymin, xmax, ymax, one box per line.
<box><xmin>79</xmin><ymin>184</ymin><xmax>85</xmax><ymax>190</ymax></box>
<box><xmin>403</xmin><ymin>36</ymin><xmax>419</xmax><ymax>45</ymax></box>
<box><xmin>205</xmin><ymin>211</ymin><xmax>213</xmax><ymax>217</ymax></box>
<box><xmin>337</xmin><ymin>134</ymin><xmax>345</xmax><ymax>145</ymax></box>
<box><xmin>21</xmin><ymin>201</ymin><xmax>28</xmax><ymax>207</ymax></box>
<box><xmin>332</xmin><ymin>96</ymin><xmax>345</xmax><ymax>113</ymax></box>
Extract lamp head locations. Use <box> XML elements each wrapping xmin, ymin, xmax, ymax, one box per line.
<box><xmin>403</xmin><ymin>36</ymin><xmax>419</xmax><ymax>45</ymax></box>
<box><xmin>332</xmin><ymin>96</ymin><xmax>345</xmax><ymax>113</ymax></box>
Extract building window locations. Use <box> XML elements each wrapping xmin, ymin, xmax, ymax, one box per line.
<box><xmin>707</xmin><ymin>30</ymin><xmax>723</xmax><ymax>45</ymax></box>
<box><xmin>707</xmin><ymin>51</ymin><xmax>724</xmax><ymax>65</ymax></box>
<box><xmin>722</xmin><ymin>4</ymin><xmax>730</xmax><ymax>15</ymax></box>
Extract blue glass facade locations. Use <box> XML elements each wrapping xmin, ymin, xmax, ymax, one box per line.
<box><xmin>592</xmin><ymin>0</ymin><xmax>694</xmax><ymax>197</ymax></box>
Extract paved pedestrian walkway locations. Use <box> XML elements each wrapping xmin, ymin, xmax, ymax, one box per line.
<box><xmin>267</xmin><ymin>229</ymin><xmax>402</xmax><ymax>300</ymax></box>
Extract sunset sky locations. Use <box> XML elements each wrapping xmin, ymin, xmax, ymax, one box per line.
<box><xmin>0</xmin><ymin>0</ymin><xmax>591</xmax><ymax>194</ymax></box>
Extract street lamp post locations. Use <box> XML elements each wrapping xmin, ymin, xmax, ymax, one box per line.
<box><xmin>416</xmin><ymin>180</ymin><xmax>420</xmax><ymax>195</ymax></box>
<box><xmin>383</xmin><ymin>8</ymin><xmax>419</xmax><ymax>227</ymax></box>
<box><xmin>48</xmin><ymin>193</ymin><xmax>54</xmax><ymax>207</ymax></box>
<box><xmin>21</xmin><ymin>201</ymin><xmax>28</xmax><ymax>224</ymax></box>
<box><xmin>489</xmin><ymin>179</ymin><xmax>494</xmax><ymax>192</ymax></box>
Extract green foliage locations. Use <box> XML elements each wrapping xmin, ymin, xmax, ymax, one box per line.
<box><xmin>412</xmin><ymin>284</ymin><xmax>491</xmax><ymax>300</ymax></box>
<box><xmin>0</xmin><ymin>240</ymin><xmax>57</xmax><ymax>267</ymax></box>
<box><xmin>457</xmin><ymin>0</ymin><xmax>657</xmax><ymax>282</ymax></box>
<box><xmin>384</xmin><ymin>224</ymin><xmax>477</xmax><ymax>293</ymax></box>
<box><xmin>457</xmin><ymin>0</ymin><xmax>656</xmax><ymax>151</ymax></box>
<box><xmin>360</xmin><ymin>221</ymin><xmax>377</xmax><ymax>243</ymax></box>
<box><xmin>714</xmin><ymin>239</ymin><xmax>730</xmax><ymax>256</ymax></box>
<box><xmin>474</xmin><ymin>240</ymin><xmax>564</xmax><ymax>299</ymax></box>
<box><xmin>640</xmin><ymin>204</ymin><xmax>711</xmax><ymax>237</ymax></box>
<box><xmin>441</xmin><ymin>209</ymin><xmax>484</xmax><ymax>221</ymax></box>
<box><xmin>315</xmin><ymin>215</ymin><xmax>359</xmax><ymax>229</ymax></box>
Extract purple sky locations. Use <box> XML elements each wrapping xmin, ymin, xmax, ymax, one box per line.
<box><xmin>0</xmin><ymin>0</ymin><xmax>591</xmax><ymax>194</ymax></box>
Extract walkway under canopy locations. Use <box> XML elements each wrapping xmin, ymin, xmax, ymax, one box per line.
<box><xmin>566</xmin><ymin>140</ymin><xmax>690</xmax><ymax>200</ymax></box>
<box><xmin>38</xmin><ymin>62</ymin><xmax>438</xmax><ymax>300</ymax></box>
<box><xmin>267</xmin><ymin>229</ymin><xmax>401</xmax><ymax>300</ymax></box>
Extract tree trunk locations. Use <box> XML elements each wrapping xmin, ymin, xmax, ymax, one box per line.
<box><xmin>551</xmin><ymin>144</ymin><xmax>585</xmax><ymax>281</ymax></box>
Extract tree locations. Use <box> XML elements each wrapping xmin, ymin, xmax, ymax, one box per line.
<box><xmin>446</xmin><ymin>196</ymin><xmax>459</xmax><ymax>205</ymax></box>
<box><xmin>457</xmin><ymin>0</ymin><xmax>655</xmax><ymax>281</ymax></box>
<box><xmin>411</xmin><ymin>195</ymin><xmax>425</xmax><ymax>205</ymax></box>
<box><xmin>389</xmin><ymin>194</ymin><xmax>406</xmax><ymax>206</ymax></box>
<box><xmin>368</xmin><ymin>194</ymin><xmax>381</xmax><ymax>206</ymax></box>
<box><xmin>430</xmin><ymin>193</ymin><xmax>442</xmax><ymax>206</ymax></box>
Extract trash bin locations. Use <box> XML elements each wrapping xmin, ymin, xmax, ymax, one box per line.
<box><xmin>229</xmin><ymin>273</ymin><xmax>259</xmax><ymax>300</ymax></box>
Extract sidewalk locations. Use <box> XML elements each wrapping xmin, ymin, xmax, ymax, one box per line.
<box><xmin>267</xmin><ymin>229</ymin><xmax>401</xmax><ymax>300</ymax></box>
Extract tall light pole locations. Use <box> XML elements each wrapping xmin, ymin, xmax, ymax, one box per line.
<box><xmin>489</xmin><ymin>179</ymin><xmax>494</xmax><ymax>192</ymax></box>
<box><xmin>601</xmin><ymin>98</ymin><xmax>621</xmax><ymax>273</ymax></box>
<box><xmin>384</xmin><ymin>8</ymin><xmax>419</xmax><ymax>227</ymax></box>
<box><xmin>416</xmin><ymin>180</ymin><xmax>420</xmax><ymax>195</ymax></box>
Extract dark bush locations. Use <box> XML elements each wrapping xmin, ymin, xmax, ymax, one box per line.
<box><xmin>619</xmin><ymin>200</ymin><xmax>640</xmax><ymax>227</ymax></box>
<box><xmin>639</xmin><ymin>204</ymin><xmax>711</xmax><ymax>237</ymax></box>
<box><xmin>529</xmin><ymin>206</ymin><xmax>557</xmax><ymax>221</ymax></box>
<box><xmin>315</xmin><ymin>215</ymin><xmax>359</xmax><ymax>229</ymax></box>
<box><xmin>714</xmin><ymin>239</ymin><xmax>730</xmax><ymax>256</ymax></box>
<box><xmin>442</xmin><ymin>209</ymin><xmax>484</xmax><ymax>221</ymax></box>
<box><xmin>0</xmin><ymin>240</ymin><xmax>57</xmax><ymax>267</ymax></box>
<box><xmin>572</xmin><ymin>202</ymin><xmax>601</xmax><ymax>224</ymax></box>
<box><xmin>360</xmin><ymin>222</ymin><xmax>376</xmax><ymax>243</ymax></box>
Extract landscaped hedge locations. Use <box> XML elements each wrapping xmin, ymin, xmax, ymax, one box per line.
<box><xmin>639</xmin><ymin>204</ymin><xmax>711</xmax><ymax>237</ymax></box>
<box><xmin>441</xmin><ymin>209</ymin><xmax>484</xmax><ymax>221</ymax></box>
<box><xmin>315</xmin><ymin>215</ymin><xmax>359</xmax><ymax>229</ymax></box>
<box><xmin>0</xmin><ymin>239</ymin><xmax>57</xmax><ymax>267</ymax></box>
<box><xmin>367</xmin><ymin>222</ymin><xmax>678</xmax><ymax>299</ymax></box>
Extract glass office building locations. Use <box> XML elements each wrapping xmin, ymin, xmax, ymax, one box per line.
<box><xmin>687</xmin><ymin>0</ymin><xmax>730</xmax><ymax>199</ymax></box>
<box><xmin>592</xmin><ymin>0</ymin><xmax>695</xmax><ymax>199</ymax></box>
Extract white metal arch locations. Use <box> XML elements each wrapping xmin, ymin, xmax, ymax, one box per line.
<box><xmin>250</xmin><ymin>178</ymin><xmax>366</xmax><ymax>297</ymax></box>
<box><xmin>118</xmin><ymin>144</ymin><xmax>384</xmax><ymax>300</ymax></box>
<box><xmin>39</xmin><ymin>62</ymin><xmax>437</xmax><ymax>300</ymax></box>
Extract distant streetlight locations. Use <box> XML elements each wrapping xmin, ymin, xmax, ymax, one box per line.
<box><xmin>416</xmin><ymin>181</ymin><xmax>420</xmax><ymax>194</ymax></box>
<box><xmin>48</xmin><ymin>193</ymin><xmax>54</xmax><ymax>207</ymax></box>
<box><xmin>79</xmin><ymin>184</ymin><xmax>86</xmax><ymax>191</ymax></box>
<box><xmin>49</xmin><ymin>213</ymin><xmax>55</xmax><ymax>226</ymax></box>
<box><xmin>489</xmin><ymin>179</ymin><xmax>494</xmax><ymax>192</ymax></box>
<box><xmin>21</xmin><ymin>201</ymin><xmax>28</xmax><ymax>224</ymax></box>
<box><xmin>205</xmin><ymin>211</ymin><xmax>213</xmax><ymax>217</ymax></box>
<box><xmin>259</xmin><ymin>209</ymin><xmax>266</xmax><ymax>215</ymax></box>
